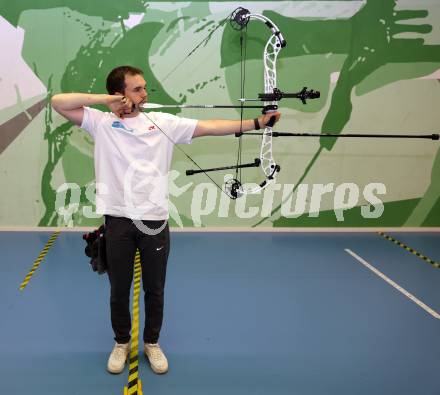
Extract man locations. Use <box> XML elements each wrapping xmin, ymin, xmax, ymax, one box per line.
<box><xmin>51</xmin><ymin>65</ymin><xmax>280</xmax><ymax>375</ymax></box>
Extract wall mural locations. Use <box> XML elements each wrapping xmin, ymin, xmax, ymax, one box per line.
<box><xmin>1</xmin><ymin>1</ymin><xmax>439</xmax><ymax>228</ymax></box>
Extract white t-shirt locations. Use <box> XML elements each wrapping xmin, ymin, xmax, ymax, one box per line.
<box><xmin>81</xmin><ymin>107</ymin><xmax>197</xmax><ymax>220</ymax></box>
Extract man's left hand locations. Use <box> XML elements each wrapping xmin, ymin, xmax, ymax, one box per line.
<box><xmin>259</xmin><ymin>112</ymin><xmax>281</xmax><ymax>128</ymax></box>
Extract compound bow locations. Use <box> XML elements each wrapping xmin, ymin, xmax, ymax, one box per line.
<box><xmin>142</xmin><ymin>7</ymin><xmax>320</xmax><ymax>199</ymax></box>
<box><xmin>140</xmin><ymin>7</ymin><xmax>438</xmax><ymax>204</ymax></box>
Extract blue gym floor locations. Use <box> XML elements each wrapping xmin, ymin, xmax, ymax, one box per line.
<box><xmin>0</xmin><ymin>231</ymin><xmax>439</xmax><ymax>395</ymax></box>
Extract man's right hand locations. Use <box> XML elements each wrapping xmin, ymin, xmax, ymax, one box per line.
<box><xmin>106</xmin><ymin>95</ymin><xmax>134</xmax><ymax>119</ymax></box>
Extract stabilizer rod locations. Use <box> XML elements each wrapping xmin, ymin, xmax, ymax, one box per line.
<box><xmin>240</xmin><ymin>132</ymin><xmax>440</xmax><ymax>140</ymax></box>
<box><xmin>186</xmin><ymin>158</ymin><xmax>260</xmax><ymax>176</ymax></box>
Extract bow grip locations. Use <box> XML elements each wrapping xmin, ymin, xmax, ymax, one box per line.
<box><xmin>266</xmin><ymin>115</ymin><xmax>276</xmax><ymax>128</ymax></box>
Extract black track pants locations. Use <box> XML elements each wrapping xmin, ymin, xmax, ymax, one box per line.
<box><xmin>105</xmin><ymin>215</ymin><xmax>170</xmax><ymax>344</ymax></box>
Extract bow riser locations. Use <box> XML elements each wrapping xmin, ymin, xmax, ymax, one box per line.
<box><xmin>235</xmin><ymin>13</ymin><xmax>284</xmax><ymax>197</ymax></box>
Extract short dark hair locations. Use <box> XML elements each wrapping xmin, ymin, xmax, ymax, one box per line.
<box><xmin>106</xmin><ymin>65</ymin><xmax>144</xmax><ymax>95</ymax></box>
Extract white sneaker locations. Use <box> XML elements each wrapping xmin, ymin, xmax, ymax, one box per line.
<box><xmin>144</xmin><ymin>343</ymin><xmax>168</xmax><ymax>374</ymax></box>
<box><xmin>107</xmin><ymin>342</ymin><xmax>130</xmax><ymax>374</ymax></box>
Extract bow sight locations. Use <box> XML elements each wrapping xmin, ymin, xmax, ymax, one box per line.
<box><xmin>257</xmin><ymin>87</ymin><xmax>321</xmax><ymax>105</ymax></box>
<box><xmin>237</xmin><ymin>87</ymin><xmax>321</xmax><ymax>105</ymax></box>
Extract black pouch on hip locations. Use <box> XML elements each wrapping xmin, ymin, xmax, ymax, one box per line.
<box><xmin>82</xmin><ymin>225</ymin><xmax>107</xmax><ymax>274</ymax></box>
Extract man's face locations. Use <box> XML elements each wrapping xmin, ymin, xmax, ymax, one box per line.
<box><xmin>122</xmin><ymin>73</ymin><xmax>148</xmax><ymax>109</ymax></box>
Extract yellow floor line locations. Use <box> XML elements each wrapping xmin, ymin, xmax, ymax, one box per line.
<box><xmin>124</xmin><ymin>251</ymin><xmax>143</xmax><ymax>395</ymax></box>
<box><xmin>378</xmin><ymin>232</ymin><xmax>440</xmax><ymax>269</ymax></box>
<box><xmin>19</xmin><ymin>231</ymin><xmax>61</xmax><ymax>291</ymax></box>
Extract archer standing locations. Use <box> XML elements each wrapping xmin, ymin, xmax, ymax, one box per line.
<box><xmin>51</xmin><ymin>65</ymin><xmax>280</xmax><ymax>374</ymax></box>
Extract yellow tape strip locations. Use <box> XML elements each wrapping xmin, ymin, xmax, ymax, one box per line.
<box><xmin>378</xmin><ymin>232</ymin><xmax>440</xmax><ymax>269</ymax></box>
<box><xmin>123</xmin><ymin>251</ymin><xmax>143</xmax><ymax>395</ymax></box>
<box><xmin>19</xmin><ymin>231</ymin><xmax>61</xmax><ymax>291</ymax></box>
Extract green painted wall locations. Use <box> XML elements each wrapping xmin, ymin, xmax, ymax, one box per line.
<box><xmin>1</xmin><ymin>1</ymin><xmax>439</xmax><ymax>228</ymax></box>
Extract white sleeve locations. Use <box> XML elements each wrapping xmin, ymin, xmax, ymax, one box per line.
<box><xmin>80</xmin><ymin>107</ymin><xmax>105</xmax><ymax>139</ymax></box>
<box><xmin>155</xmin><ymin>112</ymin><xmax>197</xmax><ymax>144</ymax></box>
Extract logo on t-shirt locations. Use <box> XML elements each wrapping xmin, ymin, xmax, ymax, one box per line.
<box><xmin>111</xmin><ymin>121</ymin><xmax>133</xmax><ymax>133</ymax></box>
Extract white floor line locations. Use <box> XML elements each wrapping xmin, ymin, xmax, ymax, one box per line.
<box><xmin>345</xmin><ymin>248</ymin><xmax>440</xmax><ymax>320</ymax></box>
